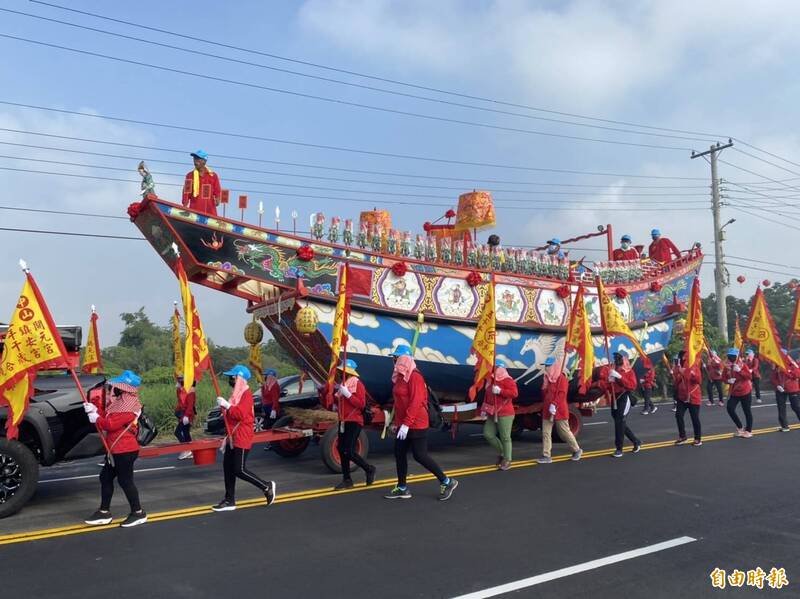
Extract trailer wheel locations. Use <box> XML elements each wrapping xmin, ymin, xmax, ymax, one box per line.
<box><xmin>269</xmin><ymin>416</ymin><xmax>311</xmax><ymax>458</ymax></box>
<box><xmin>554</xmin><ymin>407</ymin><xmax>583</xmax><ymax>441</ymax></box>
<box><xmin>0</xmin><ymin>438</ymin><xmax>39</xmax><ymax>519</ymax></box>
<box><xmin>321</xmin><ymin>426</ymin><xmax>369</xmax><ymax>474</ymax></box>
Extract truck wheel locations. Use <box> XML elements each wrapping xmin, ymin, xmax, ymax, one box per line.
<box><xmin>554</xmin><ymin>407</ymin><xmax>583</xmax><ymax>441</ymax></box>
<box><xmin>0</xmin><ymin>438</ymin><xmax>39</xmax><ymax>519</ymax></box>
<box><xmin>269</xmin><ymin>416</ymin><xmax>311</xmax><ymax>458</ymax></box>
<box><xmin>321</xmin><ymin>425</ymin><xmax>369</xmax><ymax>474</ymax></box>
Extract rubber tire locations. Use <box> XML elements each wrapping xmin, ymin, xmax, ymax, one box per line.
<box><xmin>554</xmin><ymin>407</ymin><xmax>583</xmax><ymax>442</ymax></box>
<box><xmin>270</xmin><ymin>416</ymin><xmax>311</xmax><ymax>458</ymax></box>
<box><xmin>320</xmin><ymin>425</ymin><xmax>370</xmax><ymax>474</ymax></box>
<box><xmin>0</xmin><ymin>438</ymin><xmax>39</xmax><ymax>519</ymax></box>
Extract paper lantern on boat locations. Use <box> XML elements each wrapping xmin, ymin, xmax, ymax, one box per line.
<box><xmin>454</xmin><ymin>190</ymin><xmax>496</xmax><ymax>232</ymax></box>
<box><xmin>295</xmin><ymin>305</ymin><xmax>318</xmax><ymax>335</ymax></box>
<box><xmin>359</xmin><ymin>210</ymin><xmax>392</xmax><ymax>234</ymax></box>
<box><xmin>244</xmin><ymin>320</ymin><xmax>264</xmax><ymax>345</ymax></box>
<box><xmin>673</xmin><ymin>318</ymin><xmax>686</xmax><ymax>336</ymax></box>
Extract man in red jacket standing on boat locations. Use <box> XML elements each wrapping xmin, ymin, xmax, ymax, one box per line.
<box><xmin>182</xmin><ymin>150</ymin><xmax>221</xmax><ymax>216</ymax></box>
<box><xmin>613</xmin><ymin>234</ymin><xmax>640</xmax><ymax>261</ymax></box>
<box><xmin>648</xmin><ymin>229</ymin><xmax>681</xmax><ymax>263</ymax></box>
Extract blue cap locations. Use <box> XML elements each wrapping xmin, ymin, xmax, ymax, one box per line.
<box><xmin>223</xmin><ymin>364</ymin><xmax>252</xmax><ymax>381</ymax></box>
<box><xmin>651</xmin><ymin>229</ymin><xmax>661</xmax><ymax>236</ymax></box>
<box><xmin>621</xmin><ymin>234</ymin><xmax>632</xmax><ymax>242</ymax></box>
<box><xmin>727</xmin><ymin>348</ymin><xmax>740</xmax><ymax>357</ymax></box>
<box><xmin>391</xmin><ymin>345</ymin><xmax>413</xmax><ymax>358</ymax></box>
<box><xmin>614</xmin><ymin>349</ymin><xmax>629</xmax><ymax>358</ymax></box>
<box><xmin>495</xmin><ymin>358</ymin><xmax>507</xmax><ymax>368</ymax></box>
<box><xmin>108</xmin><ymin>370</ymin><xmax>141</xmax><ymax>388</ymax></box>
<box><xmin>745</xmin><ymin>348</ymin><xmax>755</xmax><ymax>356</ymax></box>
<box><xmin>263</xmin><ymin>368</ymin><xmax>277</xmax><ymax>377</ymax></box>
<box><xmin>548</xmin><ymin>238</ymin><xmax>561</xmax><ymax>246</ymax></box>
<box><xmin>544</xmin><ymin>356</ymin><xmax>556</xmax><ymax>366</ymax></box>
<box><xmin>191</xmin><ymin>150</ymin><xmax>209</xmax><ymax>161</ymax></box>
<box><xmin>338</xmin><ymin>358</ymin><xmax>358</xmax><ymax>374</ymax></box>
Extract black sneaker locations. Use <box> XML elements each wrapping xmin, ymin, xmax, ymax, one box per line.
<box><xmin>438</xmin><ymin>478</ymin><xmax>459</xmax><ymax>501</ymax></box>
<box><xmin>365</xmin><ymin>465</ymin><xmax>377</xmax><ymax>486</ymax></box>
<box><xmin>212</xmin><ymin>499</ymin><xmax>236</xmax><ymax>512</ymax></box>
<box><xmin>120</xmin><ymin>510</ymin><xmax>147</xmax><ymax>528</ymax></box>
<box><xmin>265</xmin><ymin>481</ymin><xmax>277</xmax><ymax>505</ymax></box>
<box><xmin>632</xmin><ymin>443</ymin><xmax>642</xmax><ymax>454</ymax></box>
<box><xmin>85</xmin><ymin>509</ymin><xmax>113</xmax><ymax>526</ymax></box>
<box><xmin>334</xmin><ymin>479</ymin><xmax>354</xmax><ymax>491</ymax></box>
<box><xmin>612</xmin><ymin>449</ymin><xmax>623</xmax><ymax>458</ymax></box>
<box><xmin>384</xmin><ymin>486</ymin><xmax>412</xmax><ymax>499</ymax></box>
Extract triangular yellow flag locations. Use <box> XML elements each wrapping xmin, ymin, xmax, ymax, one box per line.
<box><xmin>744</xmin><ymin>287</ymin><xmax>787</xmax><ymax>371</ymax></box>
<box><xmin>596</xmin><ymin>278</ymin><xmax>652</xmax><ymax>367</ymax></box>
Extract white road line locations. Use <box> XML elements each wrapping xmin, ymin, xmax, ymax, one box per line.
<box><xmin>451</xmin><ymin>536</ymin><xmax>697</xmax><ymax>599</ymax></box>
<box><xmin>583</xmin><ymin>421</ymin><xmax>608</xmax><ymax>426</ymax></box>
<box><xmin>39</xmin><ymin>466</ymin><xmax>176</xmax><ymax>484</ymax></box>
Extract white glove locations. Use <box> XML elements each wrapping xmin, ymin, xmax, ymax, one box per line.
<box><xmin>176</xmin><ymin>382</ymin><xmax>181</xmax><ymax>389</ymax></box>
<box><xmin>182</xmin><ymin>416</ymin><xmax>190</xmax><ymax>425</ymax></box>
<box><xmin>733</xmin><ymin>365</ymin><xmax>742</xmax><ymax>372</ymax></box>
<box><xmin>548</xmin><ymin>404</ymin><xmax>557</xmax><ymax>415</ymax></box>
<box><xmin>609</xmin><ymin>369</ymin><xmax>622</xmax><ymax>380</ymax></box>
<box><xmin>639</xmin><ymin>378</ymin><xmax>644</xmax><ymax>384</ymax></box>
<box><xmin>777</xmin><ymin>386</ymin><xmax>784</xmax><ymax>393</ymax></box>
<box><xmin>216</xmin><ymin>397</ymin><xmax>231</xmax><ymax>409</ymax></box>
<box><xmin>397</xmin><ymin>424</ymin><xmax>409</xmax><ymax>440</ymax></box>
<box><xmin>83</xmin><ymin>402</ymin><xmax>98</xmax><ymax>414</ymax></box>
<box><xmin>491</xmin><ymin>385</ymin><xmax>501</xmax><ymax>395</ymax></box>
<box><xmin>338</xmin><ymin>385</ymin><xmax>352</xmax><ymax>399</ymax></box>
<box><xmin>727</xmin><ymin>378</ymin><xmax>736</xmax><ymax>385</ymax></box>
<box><xmin>88</xmin><ymin>412</ymin><xmax>100</xmax><ymax>424</ymax></box>
<box><xmin>270</xmin><ymin>409</ymin><xmax>277</xmax><ymax>419</ymax></box>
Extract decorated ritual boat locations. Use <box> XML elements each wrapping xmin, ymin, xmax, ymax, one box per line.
<box><xmin>130</xmin><ymin>190</ymin><xmax>701</xmax><ymax>407</ymax></box>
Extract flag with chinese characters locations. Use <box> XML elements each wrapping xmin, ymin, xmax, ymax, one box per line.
<box><xmin>468</xmin><ymin>276</ymin><xmax>496</xmax><ymax>400</ymax></box>
<box><xmin>596</xmin><ymin>278</ymin><xmax>652</xmax><ymax>367</ymax></box>
<box><xmin>684</xmin><ymin>277</ymin><xmax>704</xmax><ymax>368</ymax></box>
<box><xmin>733</xmin><ymin>315</ymin><xmax>743</xmax><ymax>352</ymax></box>
<box><xmin>248</xmin><ymin>343</ymin><xmax>263</xmax><ymax>384</ymax></box>
<box><xmin>565</xmin><ymin>285</ymin><xmax>594</xmax><ymax>393</ymax></box>
<box><xmin>0</xmin><ymin>272</ymin><xmax>70</xmax><ymax>438</ymax></box>
<box><xmin>790</xmin><ymin>288</ymin><xmax>800</xmax><ymax>341</ymax></box>
<box><xmin>81</xmin><ymin>311</ymin><xmax>103</xmax><ymax>374</ymax></box>
<box><xmin>176</xmin><ymin>259</ymin><xmax>211</xmax><ymax>392</ymax></box>
<box><xmin>171</xmin><ymin>305</ymin><xmax>183</xmax><ymax>379</ymax></box>
<box><xmin>327</xmin><ymin>263</ymin><xmax>352</xmax><ymax>385</ymax></box>
<box><xmin>744</xmin><ymin>287</ymin><xmax>787</xmax><ymax>371</ymax></box>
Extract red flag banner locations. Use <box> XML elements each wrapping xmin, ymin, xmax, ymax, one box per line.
<box><xmin>565</xmin><ymin>285</ymin><xmax>595</xmax><ymax>393</ymax></box>
<box><xmin>684</xmin><ymin>277</ymin><xmax>704</xmax><ymax>368</ymax></box>
<box><xmin>468</xmin><ymin>276</ymin><xmax>496</xmax><ymax>400</ymax></box>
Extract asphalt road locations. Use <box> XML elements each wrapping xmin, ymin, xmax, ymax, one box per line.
<box><xmin>2</xmin><ymin>393</ymin><xmax>798</xmax><ymax>598</ymax></box>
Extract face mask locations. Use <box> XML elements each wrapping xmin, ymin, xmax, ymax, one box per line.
<box><xmin>548</xmin><ymin>244</ymin><xmax>558</xmax><ymax>254</ymax></box>
<box><xmin>621</xmin><ymin>242</ymin><xmax>631</xmax><ymax>249</ymax></box>
<box><xmin>228</xmin><ymin>376</ymin><xmax>237</xmax><ymax>388</ymax></box>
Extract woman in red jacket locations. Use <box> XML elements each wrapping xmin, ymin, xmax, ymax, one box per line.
<box><xmin>174</xmin><ymin>376</ymin><xmax>196</xmax><ymax>460</ymax></box>
<box><xmin>772</xmin><ymin>350</ymin><xmax>800</xmax><ymax>432</ymax></box>
<box><xmin>481</xmin><ymin>358</ymin><xmax>519</xmax><ymax>470</ymax></box>
<box><xmin>745</xmin><ymin>349</ymin><xmax>762</xmax><ymax>403</ymax></box>
<box><xmin>722</xmin><ymin>348</ymin><xmax>753</xmax><ymax>438</ymax></box>
<box><xmin>598</xmin><ymin>351</ymin><xmax>642</xmax><ymax>458</ymax></box>
<box><xmin>84</xmin><ymin>370</ymin><xmax>147</xmax><ymax>528</ymax></box>
<box><xmin>212</xmin><ymin>365</ymin><xmax>276</xmax><ymax>512</ymax></box>
<box><xmin>672</xmin><ymin>351</ymin><xmax>703</xmax><ymax>446</ymax></box>
<box><xmin>640</xmin><ymin>366</ymin><xmax>657</xmax><ymax>414</ymax></box>
<box><xmin>333</xmin><ymin>359</ymin><xmax>376</xmax><ymax>490</ymax></box>
<box><xmin>384</xmin><ymin>352</ymin><xmax>458</xmax><ymax>501</ymax></box>
<box><xmin>703</xmin><ymin>350</ymin><xmax>725</xmax><ymax>407</ymax></box>
<box><xmin>536</xmin><ymin>356</ymin><xmax>582</xmax><ymax>464</ymax></box>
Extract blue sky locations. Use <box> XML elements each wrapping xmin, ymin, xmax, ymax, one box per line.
<box><xmin>1</xmin><ymin>0</ymin><xmax>799</xmax><ymax>346</ymax></box>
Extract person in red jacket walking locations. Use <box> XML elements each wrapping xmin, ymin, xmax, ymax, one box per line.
<box><xmin>182</xmin><ymin>150</ymin><xmax>221</xmax><ymax>216</ymax></box>
<box><xmin>212</xmin><ymin>365</ymin><xmax>276</xmax><ymax>512</ymax></box>
<box><xmin>384</xmin><ymin>350</ymin><xmax>458</xmax><ymax>501</ymax></box>
<box><xmin>261</xmin><ymin>368</ymin><xmax>280</xmax><ymax>425</ymax></box>
<box><xmin>612</xmin><ymin>234</ymin><xmax>640</xmax><ymax>261</ymax></box>
<box><xmin>332</xmin><ymin>359</ymin><xmax>376</xmax><ymax>490</ymax></box>
<box><xmin>598</xmin><ymin>350</ymin><xmax>642</xmax><ymax>458</ymax></box>
<box><xmin>722</xmin><ymin>348</ymin><xmax>754</xmax><ymax>438</ymax></box>
<box><xmin>174</xmin><ymin>376</ymin><xmax>196</xmax><ymax>460</ymax></box>
<box><xmin>672</xmin><ymin>351</ymin><xmax>703</xmax><ymax>446</ymax></box>
<box><xmin>536</xmin><ymin>356</ymin><xmax>582</xmax><ymax>464</ymax></box>
<box><xmin>481</xmin><ymin>358</ymin><xmax>519</xmax><ymax>470</ymax></box>
<box><xmin>84</xmin><ymin>370</ymin><xmax>147</xmax><ymax>528</ymax></box>
<box><xmin>772</xmin><ymin>350</ymin><xmax>800</xmax><ymax>432</ymax></box>
<box><xmin>745</xmin><ymin>348</ymin><xmax>762</xmax><ymax>403</ymax></box>
<box><xmin>639</xmin><ymin>366</ymin><xmax>657</xmax><ymax>414</ymax></box>
<box><xmin>647</xmin><ymin>229</ymin><xmax>681</xmax><ymax>264</ymax></box>
<box><xmin>703</xmin><ymin>350</ymin><xmax>725</xmax><ymax>407</ymax></box>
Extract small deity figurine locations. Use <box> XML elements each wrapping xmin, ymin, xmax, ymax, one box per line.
<box><xmin>138</xmin><ymin>161</ymin><xmax>155</xmax><ymax>198</ymax></box>
<box><xmin>400</xmin><ymin>231</ymin><xmax>412</xmax><ymax>257</ymax></box>
<box><xmin>440</xmin><ymin>238</ymin><xmax>452</xmax><ymax>264</ymax></box>
<box><xmin>343</xmin><ymin>219</ymin><xmax>354</xmax><ymax>246</ymax></box>
<box><xmin>453</xmin><ymin>240</ymin><xmax>464</xmax><ymax>265</ymax></box>
<box><xmin>478</xmin><ymin>244</ymin><xmax>491</xmax><ymax>269</ymax></box>
<box><xmin>387</xmin><ymin>229</ymin><xmax>398</xmax><ymax>255</ymax></box>
<box><xmin>312</xmin><ymin>212</ymin><xmax>325</xmax><ymax>240</ymax></box>
<box><xmin>328</xmin><ymin>216</ymin><xmax>341</xmax><ymax>244</ymax></box>
<box><xmin>505</xmin><ymin>248</ymin><xmax>517</xmax><ymax>273</ymax></box>
<box><xmin>357</xmin><ymin>222</ymin><xmax>368</xmax><ymax>249</ymax></box>
<box><xmin>371</xmin><ymin>224</ymin><xmax>384</xmax><ymax>252</ymax></box>
<box><xmin>491</xmin><ymin>248</ymin><xmax>502</xmax><ymax>271</ymax></box>
<box><xmin>425</xmin><ymin>237</ymin><xmax>437</xmax><ymax>262</ymax></box>
<box><xmin>466</xmin><ymin>242</ymin><xmax>477</xmax><ymax>267</ymax></box>
<box><xmin>413</xmin><ymin>234</ymin><xmax>425</xmax><ymax>260</ymax></box>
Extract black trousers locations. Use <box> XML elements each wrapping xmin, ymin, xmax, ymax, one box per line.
<box><xmin>642</xmin><ymin>388</ymin><xmax>655</xmax><ymax>412</ymax></box>
<box><xmin>675</xmin><ymin>401</ymin><xmax>702</xmax><ymax>440</ymax></box>
<box><xmin>611</xmin><ymin>394</ymin><xmax>640</xmax><ymax>451</ymax></box>
<box><xmin>394</xmin><ymin>429</ymin><xmax>446</xmax><ymax>486</ymax></box>
<box><xmin>174</xmin><ymin>421</ymin><xmax>192</xmax><ymax>443</ymax></box>
<box><xmin>223</xmin><ymin>446</ymin><xmax>269</xmax><ymax>502</ymax></box>
<box><xmin>100</xmin><ymin>451</ymin><xmax>141</xmax><ymax>512</ymax></box>
<box><xmin>753</xmin><ymin>378</ymin><xmax>761</xmax><ymax>400</ymax></box>
<box><xmin>338</xmin><ymin>421</ymin><xmax>371</xmax><ymax>480</ymax></box>
<box><xmin>706</xmin><ymin>380</ymin><xmax>723</xmax><ymax>403</ymax></box>
<box><xmin>727</xmin><ymin>393</ymin><xmax>753</xmax><ymax>432</ymax></box>
<box><xmin>776</xmin><ymin>392</ymin><xmax>800</xmax><ymax>428</ymax></box>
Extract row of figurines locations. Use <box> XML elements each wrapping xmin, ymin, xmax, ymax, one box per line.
<box><xmin>594</xmin><ymin>260</ymin><xmax>646</xmax><ymax>284</ymax></box>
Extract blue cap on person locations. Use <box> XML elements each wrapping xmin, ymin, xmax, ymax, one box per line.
<box><xmin>651</xmin><ymin>229</ymin><xmax>661</xmax><ymax>237</ymax></box>
<box><xmin>191</xmin><ymin>150</ymin><xmax>209</xmax><ymax>161</ymax></box>
<box><xmin>108</xmin><ymin>370</ymin><xmax>141</xmax><ymax>388</ymax></box>
<box><xmin>391</xmin><ymin>345</ymin><xmax>413</xmax><ymax>358</ymax></box>
<box><xmin>727</xmin><ymin>348</ymin><xmax>739</xmax><ymax>357</ymax></box>
<box><xmin>745</xmin><ymin>348</ymin><xmax>755</xmax><ymax>356</ymax></box>
<box><xmin>338</xmin><ymin>358</ymin><xmax>359</xmax><ymax>376</ymax></box>
<box><xmin>223</xmin><ymin>364</ymin><xmax>252</xmax><ymax>381</ymax></box>
<box><xmin>495</xmin><ymin>358</ymin><xmax>507</xmax><ymax>368</ymax></box>
<box><xmin>544</xmin><ymin>356</ymin><xmax>556</xmax><ymax>366</ymax></box>
<box><xmin>263</xmin><ymin>368</ymin><xmax>277</xmax><ymax>377</ymax></box>
<box><xmin>621</xmin><ymin>234</ymin><xmax>632</xmax><ymax>242</ymax></box>
<box><xmin>549</xmin><ymin>238</ymin><xmax>561</xmax><ymax>246</ymax></box>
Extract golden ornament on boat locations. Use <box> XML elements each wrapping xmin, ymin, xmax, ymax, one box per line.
<box><xmin>295</xmin><ymin>305</ymin><xmax>319</xmax><ymax>335</ymax></box>
<box><xmin>454</xmin><ymin>190</ymin><xmax>496</xmax><ymax>232</ymax></box>
<box><xmin>244</xmin><ymin>320</ymin><xmax>264</xmax><ymax>345</ymax></box>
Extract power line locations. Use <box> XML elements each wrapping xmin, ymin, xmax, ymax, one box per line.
<box><xmin>0</xmin><ymin>225</ymin><xmax>142</xmax><ymax>240</ymax></box>
<box><xmin>732</xmin><ymin>138</ymin><xmax>800</xmax><ymax>171</ymax></box>
<box><xmin>730</xmin><ymin>147</ymin><xmax>800</xmax><ymax>178</ymax></box>
<box><xmin>0</xmin><ymin>33</ymin><xmax>694</xmax><ymax>152</ymax></box>
<box><xmin>0</xmin><ymin>204</ymin><xmax>127</xmax><ymax>220</ymax></box>
<box><xmin>726</xmin><ymin>260</ymin><xmax>799</xmax><ymax>278</ymax></box>
<box><xmin>0</xmin><ymin>101</ymin><xmax>711</xmax><ymax>178</ymax></box>
<box><xmin>0</xmin><ymin>7</ymin><xmax>717</xmax><ymax>145</ymax></box>
<box><xmin>28</xmin><ymin>0</ymin><xmax>729</xmax><ymax>140</ymax></box>
<box><xmin>727</xmin><ymin>254</ymin><xmax>800</xmax><ymax>271</ymax></box>
<box><xmin>730</xmin><ymin>205</ymin><xmax>800</xmax><ymax>232</ymax></box>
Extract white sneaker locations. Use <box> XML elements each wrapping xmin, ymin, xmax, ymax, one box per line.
<box><xmin>177</xmin><ymin>450</ymin><xmax>193</xmax><ymax>460</ymax></box>
<box><xmin>651</xmin><ymin>406</ymin><xmax>658</xmax><ymax>414</ymax></box>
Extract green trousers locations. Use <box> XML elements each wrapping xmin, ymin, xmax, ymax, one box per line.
<box><xmin>483</xmin><ymin>415</ymin><xmax>514</xmax><ymax>461</ymax></box>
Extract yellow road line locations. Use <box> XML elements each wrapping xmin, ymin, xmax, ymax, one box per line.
<box><xmin>2</xmin><ymin>423</ymin><xmax>798</xmax><ymax>546</ymax></box>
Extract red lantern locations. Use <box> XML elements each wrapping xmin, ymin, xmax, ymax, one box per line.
<box><xmin>650</xmin><ymin>281</ymin><xmax>662</xmax><ymax>293</ymax></box>
<box><xmin>556</xmin><ymin>284</ymin><xmax>570</xmax><ymax>299</ymax></box>
<box><xmin>736</xmin><ymin>275</ymin><xmax>746</xmax><ymax>284</ymax></box>
<box><xmin>615</xmin><ymin>287</ymin><xmax>628</xmax><ymax>300</ymax></box>
<box><xmin>466</xmin><ymin>271</ymin><xmax>482</xmax><ymax>287</ymax></box>
<box><xmin>296</xmin><ymin>245</ymin><xmax>314</xmax><ymax>261</ymax></box>
<box><xmin>391</xmin><ymin>261</ymin><xmax>408</xmax><ymax>277</ymax></box>
<box><xmin>762</xmin><ymin>279</ymin><xmax>771</xmax><ymax>288</ymax></box>
<box><xmin>127</xmin><ymin>201</ymin><xmax>145</xmax><ymax>221</ymax></box>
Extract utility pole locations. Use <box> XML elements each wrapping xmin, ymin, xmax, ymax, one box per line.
<box><xmin>691</xmin><ymin>139</ymin><xmax>734</xmax><ymax>341</ymax></box>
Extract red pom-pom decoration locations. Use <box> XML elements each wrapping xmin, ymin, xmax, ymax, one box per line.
<box><xmin>423</xmin><ymin>222</ymin><xmax>432</xmax><ymax>232</ymax></box>
<box><xmin>736</xmin><ymin>275</ymin><xmax>746</xmax><ymax>284</ymax></box>
<box><xmin>466</xmin><ymin>271</ymin><xmax>482</xmax><ymax>287</ymax></box>
<box><xmin>762</xmin><ymin>279</ymin><xmax>771</xmax><ymax>287</ymax></box>
<box><xmin>127</xmin><ymin>201</ymin><xmax>145</xmax><ymax>221</ymax></box>
<box><xmin>615</xmin><ymin>287</ymin><xmax>628</xmax><ymax>299</ymax></box>
<box><xmin>445</xmin><ymin>209</ymin><xmax>456</xmax><ymax>219</ymax></box>
<box><xmin>296</xmin><ymin>245</ymin><xmax>314</xmax><ymax>261</ymax></box>
<box><xmin>391</xmin><ymin>261</ymin><xmax>408</xmax><ymax>277</ymax></box>
<box><xmin>556</xmin><ymin>284</ymin><xmax>570</xmax><ymax>299</ymax></box>
<box><xmin>650</xmin><ymin>281</ymin><xmax>662</xmax><ymax>293</ymax></box>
